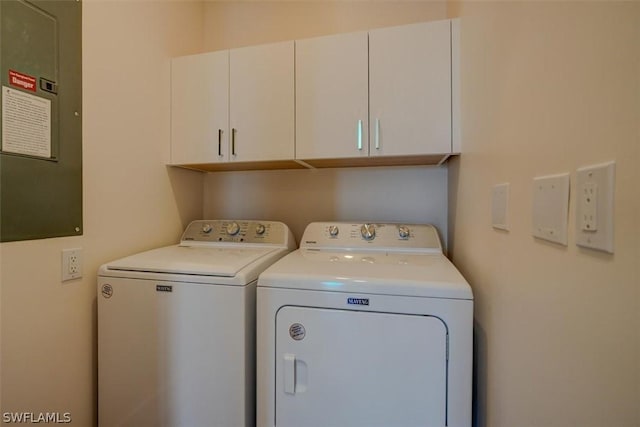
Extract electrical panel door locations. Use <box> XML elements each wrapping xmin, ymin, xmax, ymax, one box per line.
<box><xmin>0</xmin><ymin>0</ymin><xmax>82</xmax><ymax>242</ymax></box>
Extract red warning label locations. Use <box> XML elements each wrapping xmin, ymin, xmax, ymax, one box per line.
<box><xmin>8</xmin><ymin>70</ymin><xmax>37</xmax><ymax>92</ymax></box>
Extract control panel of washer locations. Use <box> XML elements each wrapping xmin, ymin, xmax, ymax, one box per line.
<box><xmin>301</xmin><ymin>222</ymin><xmax>442</xmax><ymax>252</ymax></box>
<box><xmin>180</xmin><ymin>220</ymin><xmax>288</xmax><ymax>244</ymax></box>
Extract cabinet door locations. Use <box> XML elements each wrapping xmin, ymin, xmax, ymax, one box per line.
<box><xmin>171</xmin><ymin>51</ymin><xmax>229</xmax><ymax>164</ymax></box>
<box><xmin>369</xmin><ymin>20</ymin><xmax>452</xmax><ymax>156</ymax></box>
<box><xmin>296</xmin><ymin>32</ymin><xmax>369</xmax><ymax>160</ymax></box>
<box><xmin>229</xmin><ymin>41</ymin><xmax>294</xmax><ymax>162</ymax></box>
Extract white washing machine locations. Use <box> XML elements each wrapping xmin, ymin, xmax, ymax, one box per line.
<box><xmin>98</xmin><ymin>220</ymin><xmax>295</xmax><ymax>427</ymax></box>
<box><xmin>256</xmin><ymin>222</ymin><xmax>473</xmax><ymax>427</ymax></box>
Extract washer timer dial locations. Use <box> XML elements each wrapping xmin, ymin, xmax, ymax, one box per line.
<box><xmin>226</xmin><ymin>222</ymin><xmax>240</xmax><ymax>236</ymax></box>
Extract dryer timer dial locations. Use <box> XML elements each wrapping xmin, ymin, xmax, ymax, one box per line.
<box><xmin>360</xmin><ymin>224</ymin><xmax>376</xmax><ymax>241</ymax></box>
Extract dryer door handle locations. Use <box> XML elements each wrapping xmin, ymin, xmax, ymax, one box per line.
<box><xmin>283</xmin><ymin>353</ymin><xmax>296</xmax><ymax>394</ymax></box>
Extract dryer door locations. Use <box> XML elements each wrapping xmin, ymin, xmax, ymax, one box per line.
<box><xmin>275</xmin><ymin>306</ymin><xmax>448</xmax><ymax>427</ymax></box>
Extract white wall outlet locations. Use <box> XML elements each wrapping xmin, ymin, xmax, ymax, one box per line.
<box><xmin>581</xmin><ymin>182</ymin><xmax>598</xmax><ymax>231</ymax></box>
<box><xmin>576</xmin><ymin>161</ymin><xmax>615</xmax><ymax>253</ymax></box>
<box><xmin>62</xmin><ymin>248</ymin><xmax>83</xmax><ymax>282</ymax></box>
<box><xmin>532</xmin><ymin>173</ymin><xmax>570</xmax><ymax>245</ymax></box>
<box><xmin>492</xmin><ymin>183</ymin><xmax>510</xmax><ymax>231</ymax></box>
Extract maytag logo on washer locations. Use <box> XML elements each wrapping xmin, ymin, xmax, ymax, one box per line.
<box><xmin>156</xmin><ymin>285</ymin><xmax>173</xmax><ymax>293</ymax></box>
<box><xmin>101</xmin><ymin>284</ymin><xmax>113</xmax><ymax>299</ymax></box>
<box><xmin>347</xmin><ymin>297</ymin><xmax>369</xmax><ymax>306</ymax></box>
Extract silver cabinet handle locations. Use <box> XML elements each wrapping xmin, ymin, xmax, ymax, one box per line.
<box><xmin>218</xmin><ymin>129</ymin><xmax>222</xmax><ymax>156</ymax></box>
<box><xmin>231</xmin><ymin>128</ymin><xmax>236</xmax><ymax>156</ymax></box>
<box><xmin>375</xmin><ymin>119</ymin><xmax>380</xmax><ymax>150</ymax></box>
<box><xmin>357</xmin><ymin>120</ymin><xmax>363</xmax><ymax>151</ymax></box>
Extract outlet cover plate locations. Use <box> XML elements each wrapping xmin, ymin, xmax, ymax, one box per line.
<box><xmin>62</xmin><ymin>248</ymin><xmax>82</xmax><ymax>281</ymax></box>
<box><xmin>532</xmin><ymin>173</ymin><xmax>570</xmax><ymax>245</ymax></box>
<box><xmin>576</xmin><ymin>161</ymin><xmax>615</xmax><ymax>253</ymax></box>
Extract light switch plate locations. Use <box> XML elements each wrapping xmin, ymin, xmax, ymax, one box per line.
<box><xmin>492</xmin><ymin>183</ymin><xmax>510</xmax><ymax>230</ymax></box>
<box><xmin>532</xmin><ymin>173</ymin><xmax>570</xmax><ymax>245</ymax></box>
<box><xmin>576</xmin><ymin>161</ymin><xmax>615</xmax><ymax>253</ymax></box>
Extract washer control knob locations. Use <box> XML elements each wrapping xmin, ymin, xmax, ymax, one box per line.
<box><xmin>360</xmin><ymin>223</ymin><xmax>376</xmax><ymax>241</ymax></box>
<box><xmin>398</xmin><ymin>225</ymin><xmax>410</xmax><ymax>239</ymax></box>
<box><xmin>328</xmin><ymin>225</ymin><xmax>339</xmax><ymax>237</ymax></box>
<box><xmin>226</xmin><ymin>222</ymin><xmax>240</xmax><ymax>236</ymax></box>
<box><xmin>201</xmin><ymin>223</ymin><xmax>213</xmax><ymax>234</ymax></box>
<box><xmin>255</xmin><ymin>223</ymin><xmax>266</xmax><ymax>235</ymax></box>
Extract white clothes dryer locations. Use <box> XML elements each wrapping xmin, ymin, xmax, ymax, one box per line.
<box><xmin>98</xmin><ymin>220</ymin><xmax>295</xmax><ymax>427</ymax></box>
<box><xmin>256</xmin><ymin>222</ymin><xmax>473</xmax><ymax>427</ymax></box>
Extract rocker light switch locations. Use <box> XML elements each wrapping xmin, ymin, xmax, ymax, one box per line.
<box><xmin>492</xmin><ymin>183</ymin><xmax>509</xmax><ymax>231</ymax></box>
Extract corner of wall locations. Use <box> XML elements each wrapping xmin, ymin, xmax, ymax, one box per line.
<box><xmin>446</xmin><ymin>0</ymin><xmax>462</xmax><ymax>19</ymax></box>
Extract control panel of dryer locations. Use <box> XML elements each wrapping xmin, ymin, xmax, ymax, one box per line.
<box><xmin>180</xmin><ymin>220</ymin><xmax>288</xmax><ymax>245</ymax></box>
<box><xmin>301</xmin><ymin>222</ymin><xmax>442</xmax><ymax>253</ymax></box>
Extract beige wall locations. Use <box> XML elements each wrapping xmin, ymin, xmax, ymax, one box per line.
<box><xmin>204</xmin><ymin>166</ymin><xmax>449</xmax><ymax>245</ymax></box>
<box><xmin>201</xmin><ymin>1</ymin><xmax>451</xmax><ymax>244</ymax></box>
<box><xmin>203</xmin><ymin>0</ymin><xmax>447</xmax><ymax>50</ymax></box>
<box><xmin>0</xmin><ymin>1</ymin><xmax>204</xmax><ymax>424</ymax></box>
<box><xmin>448</xmin><ymin>1</ymin><xmax>640</xmax><ymax>426</ymax></box>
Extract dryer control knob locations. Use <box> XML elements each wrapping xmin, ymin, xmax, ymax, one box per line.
<box><xmin>398</xmin><ymin>225</ymin><xmax>410</xmax><ymax>239</ymax></box>
<box><xmin>226</xmin><ymin>222</ymin><xmax>240</xmax><ymax>236</ymax></box>
<box><xmin>328</xmin><ymin>225</ymin><xmax>339</xmax><ymax>237</ymax></box>
<box><xmin>255</xmin><ymin>223</ymin><xmax>266</xmax><ymax>235</ymax></box>
<box><xmin>201</xmin><ymin>223</ymin><xmax>213</xmax><ymax>234</ymax></box>
<box><xmin>360</xmin><ymin>223</ymin><xmax>376</xmax><ymax>241</ymax></box>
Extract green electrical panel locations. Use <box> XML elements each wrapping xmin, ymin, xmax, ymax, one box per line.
<box><xmin>0</xmin><ymin>0</ymin><xmax>82</xmax><ymax>242</ymax></box>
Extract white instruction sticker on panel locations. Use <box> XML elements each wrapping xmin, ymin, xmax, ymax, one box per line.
<box><xmin>2</xmin><ymin>85</ymin><xmax>52</xmax><ymax>158</ymax></box>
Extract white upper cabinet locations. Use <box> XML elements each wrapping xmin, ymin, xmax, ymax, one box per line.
<box><xmin>171</xmin><ymin>19</ymin><xmax>458</xmax><ymax>171</ymax></box>
<box><xmin>229</xmin><ymin>41</ymin><xmax>295</xmax><ymax>163</ymax></box>
<box><xmin>295</xmin><ymin>19</ymin><xmax>456</xmax><ymax>165</ymax></box>
<box><xmin>171</xmin><ymin>51</ymin><xmax>229</xmax><ymax>165</ymax></box>
<box><xmin>295</xmin><ymin>32</ymin><xmax>369</xmax><ymax>160</ymax></box>
<box><xmin>171</xmin><ymin>41</ymin><xmax>295</xmax><ymax>167</ymax></box>
<box><xmin>369</xmin><ymin>20</ymin><xmax>452</xmax><ymax>156</ymax></box>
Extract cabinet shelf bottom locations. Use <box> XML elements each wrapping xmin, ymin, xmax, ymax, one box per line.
<box><xmin>170</xmin><ymin>154</ymin><xmax>456</xmax><ymax>173</ymax></box>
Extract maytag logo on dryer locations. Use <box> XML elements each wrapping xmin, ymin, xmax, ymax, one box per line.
<box><xmin>347</xmin><ymin>297</ymin><xmax>369</xmax><ymax>306</ymax></box>
<box><xmin>156</xmin><ymin>285</ymin><xmax>173</xmax><ymax>293</ymax></box>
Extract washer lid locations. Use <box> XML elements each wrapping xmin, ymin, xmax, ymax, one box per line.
<box><xmin>105</xmin><ymin>244</ymin><xmax>278</xmax><ymax>277</ymax></box>
<box><xmin>258</xmin><ymin>249</ymin><xmax>473</xmax><ymax>300</ymax></box>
